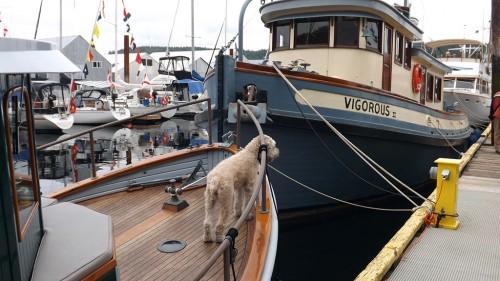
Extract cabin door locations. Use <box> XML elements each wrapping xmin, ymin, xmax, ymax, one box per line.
<box><xmin>382</xmin><ymin>25</ymin><xmax>392</xmax><ymax>91</ymax></box>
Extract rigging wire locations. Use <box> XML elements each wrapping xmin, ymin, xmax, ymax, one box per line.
<box><xmin>272</xmin><ymin>62</ymin><xmax>432</xmax><ymax>207</ymax></box>
<box><xmin>34</xmin><ymin>0</ymin><xmax>44</xmax><ymax>39</ymax></box>
<box><xmin>165</xmin><ymin>0</ymin><xmax>182</xmax><ymax>56</ymax></box>
<box><xmin>268</xmin><ymin>164</ymin><xmax>420</xmax><ymax>212</ymax></box>
<box><xmin>205</xmin><ymin>20</ymin><xmax>225</xmax><ymax>78</ymax></box>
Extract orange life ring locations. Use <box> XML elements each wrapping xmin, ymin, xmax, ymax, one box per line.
<box><xmin>412</xmin><ymin>64</ymin><xmax>423</xmax><ymax>94</ymax></box>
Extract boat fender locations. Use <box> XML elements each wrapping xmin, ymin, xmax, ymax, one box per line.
<box><xmin>70</xmin><ymin>96</ymin><xmax>77</xmax><ymax>114</ymax></box>
<box><xmin>412</xmin><ymin>64</ymin><xmax>424</xmax><ymax>94</ymax></box>
<box><xmin>160</xmin><ymin>96</ymin><xmax>169</xmax><ymax>105</ymax></box>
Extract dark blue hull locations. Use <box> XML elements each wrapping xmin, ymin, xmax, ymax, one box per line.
<box><xmin>233</xmin><ymin>117</ymin><xmax>462</xmax><ymax>212</ymax></box>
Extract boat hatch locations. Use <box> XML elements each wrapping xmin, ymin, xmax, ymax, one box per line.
<box><xmin>157</xmin><ymin>239</ymin><xmax>187</xmax><ymax>253</ymax></box>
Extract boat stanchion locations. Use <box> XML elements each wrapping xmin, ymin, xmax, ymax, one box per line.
<box><xmin>429</xmin><ymin>158</ymin><xmax>461</xmax><ymax>229</ymax></box>
<box><xmin>163</xmin><ymin>179</ymin><xmax>189</xmax><ymax>212</ymax></box>
<box><xmin>89</xmin><ymin>131</ymin><xmax>97</xmax><ymax>178</ymax></box>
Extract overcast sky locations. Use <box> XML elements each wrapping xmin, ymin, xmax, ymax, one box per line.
<box><xmin>0</xmin><ymin>0</ymin><xmax>492</xmax><ymax>55</ymax></box>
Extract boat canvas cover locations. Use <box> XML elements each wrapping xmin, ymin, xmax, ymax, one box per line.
<box><xmin>76</xmin><ymin>80</ymin><xmax>113</xmax><ymax>89</ymax></box>
<box><xmin>0</xmin><ymin>50</ymin><xmax>81</xmax><ymax>74</ymax></box>
<box><xmin>174</xmin><ymin>79</ymin><xmax>204</xmax><ymax>94</ymax></box>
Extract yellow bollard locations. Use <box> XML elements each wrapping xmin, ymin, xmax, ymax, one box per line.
<box><xmin>432</xmin><ymin>158</ymin><xmax>461</xmax><ymax>230</ymax></box>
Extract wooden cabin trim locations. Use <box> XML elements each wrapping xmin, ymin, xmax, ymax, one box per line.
<box><xmin>49</xmin><ymin>144</ymin><xmax>235</xmax><ymax>200</ymax></box>
<box><xmin>235</xmin><ymin>61</ymin><xmax>465</xmax><ymax>117</ymax></box>
<box><xmin>81</xmin><ymin>246</ymin><xmax>117</xmax><ymax>281</ymax></box>
<box><xmin>3</xmin><ymin>85</ymin><xmax>41</xmax><ymax>241</ymax></box>
<box><xmin>240</xmin><ymin>183</ymin><xmax>273</xmax><ymax>281</ymax></box>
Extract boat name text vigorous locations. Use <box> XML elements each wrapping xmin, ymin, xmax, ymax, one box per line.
<box><xmin>344</xmin><ymin>97</ymin><xmax>396</xmax><ymax>118</ymax></box>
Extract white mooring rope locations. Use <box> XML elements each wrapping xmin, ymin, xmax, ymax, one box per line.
<box><xmin>268</xmin><ymin>164</ymin><xmax>423</xmax><ymax>212</ymax></box>
<box><xmin>271</xmin><ymin>62</ymin><xmax>432</xmax><ymax>208</ymax></box>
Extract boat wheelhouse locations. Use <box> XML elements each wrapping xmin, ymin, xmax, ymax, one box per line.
<box><xmin>204</xmin><ymin>0</ymin><xmax>471</xmax><ymax>212</ymax></box>
<box><xmin>426</xmin><ymin>39</ymin><xmax>491</xmax><ymax>127</ymax></box>
<box><xmin>72</xmin><ymin>87</ymin><xmax>131</xmax><ymax>125</ymax></box>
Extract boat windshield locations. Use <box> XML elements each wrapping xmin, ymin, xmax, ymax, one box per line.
<box><xmin>432</xmin><ymin>44</ymin><xmax>483</xmax><ymax>60</ymax></box>
<box><xmin>455</xmin><ymin>78</ymin><xmax>475</xmax><ymax>89</ymax></box>
<box><xmin>444</xmin><ymin>79</ymin><xmax>454</xmax><ymax>88</ymax></box>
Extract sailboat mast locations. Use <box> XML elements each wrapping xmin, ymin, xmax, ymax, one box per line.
<box><xmin>115</xmin><ymin>0</ymin><xmax>118</xmax><ymax>81</ymax></box>
<box><xmin>59</xmin><ymin>0</ymin><xmax>62</xmax><ymax>50</ymax></box>
<box><xmin>191</xmin><ymin>0</ymin><xmax>195</xmax><ymax>73</ymax></box>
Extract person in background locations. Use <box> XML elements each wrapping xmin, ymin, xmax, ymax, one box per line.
<box><xmin>490</xmin><ymin>91</ymin><xmax>500</xmax><ymax>153</ymax></box>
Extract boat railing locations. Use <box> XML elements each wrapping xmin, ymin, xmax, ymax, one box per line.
<box><xmin>37</xmin><ymin>98</ymin><xmax>213</xmax><ymax>181</ymax></box>
<box><xmin>193</xmin><ymin>99</ymin><xmax>269</xmax><ymax>281</ymax></box>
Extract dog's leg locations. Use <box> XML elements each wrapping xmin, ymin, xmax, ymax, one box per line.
<box><xmin>203</xmin><ymin>190</ymin><xmax>216</xmax><ymax>242</ymax></box>
<box><xmin>215</xmin><ymin>188</ymin><xmax>233</xmax><ymax>243</ymax></box>
<box><xmin>233</xmin><ymin>188</ymin><xmax>245</xmax><ymax>219</ymax></box>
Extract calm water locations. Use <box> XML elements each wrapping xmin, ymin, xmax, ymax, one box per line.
<box><xmin>36</xmin><ymin>120</ymin><xmax>432</xmax><ymax>281</ymax></box>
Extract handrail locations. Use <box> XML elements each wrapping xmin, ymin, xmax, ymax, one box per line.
<box><xmin>193</xmin><ymin>100</ymin><xmax>268</xmax><ymax>281</ymax></box>
<box><xmin>37</xmin><ymin>97</ymin><xmax>212</xmax><ymax>150</ymax></box>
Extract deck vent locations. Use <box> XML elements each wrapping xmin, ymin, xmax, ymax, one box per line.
<box><xmin>157</xmin><ymin>240</ymin><xmax>187</xmax><ymax>253</ymax></box>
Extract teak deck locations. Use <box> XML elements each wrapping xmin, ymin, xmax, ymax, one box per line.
<box><xmin>80</xmin><ymin>185</ymin><xmax>252</xmax><ymax>281</ymax></box>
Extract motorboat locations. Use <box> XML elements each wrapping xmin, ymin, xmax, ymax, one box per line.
<box><xmin>203</xmin><ymin>0</ymin><xmax>472</xmax><ymax>213</ymax></box>
<box><xmin>73</xmin><ymin>86</ymin><xmax>131</xmax><ymax>124</ymax></box>
<box><xmin>426</xmin><ymin>39</ymin><xmax>491</xmax><ymax>128</ymax></box>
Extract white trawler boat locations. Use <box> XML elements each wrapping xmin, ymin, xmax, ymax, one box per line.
<box><xmin>204</xmin><ymin>0</ymin><xmax>472</xmax><ymax>213</ymax></box>
<box><xmin>426</xmin><ymin>39</ymin><xmax>491</xmax><ymax>128</ymax></box>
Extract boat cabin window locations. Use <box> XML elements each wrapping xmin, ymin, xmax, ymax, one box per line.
<box><xmin>334</xmin><ymin>17</ymin><xmax>359</xmax><ymax>47</ymax></box>
<box><xmin>273</xmin><ymin>21</ymin><xmax>291</xmax><ymax>50</ymax></box>
<box><xmin>455</xmin><ymin>78</ymin><xmax>474</xmax><ymax>89</ymax></box>
<box><xmin>434</xmin><ymin>77</ymin><xmax>442</xmax><ymax>101</ymax></box>
<box><xmin>141</xmin><ymin>59</ymin><xmax>153</xmax><ymax>66</ymax></box>
<box><xmin>426</xmin><ymin>74</ymin><xmax>434</xmax><ymax>102</ymax></box>
<box><xmin>394</xmin><ymin>32</ymin><xmax>403</xmax><ymax>65</ymax></box>
<box><xmin>364</xmin><ymin>18</ymin><xmax>382</xmax><ymax>52</ymax></box>
<box><xmin>3</xmin><ymin>86</ymin><xmax>39</xmax><ymax>240</ymax></box>
<box><xmin>404</xmin><ymin>38</ymin><xmax>411</xmax><ymax>69</ymax></box>
<box><xmin>444</xmin><ymin>78</ymin><xmax>455</xmax><ymax>88</ymax></box>
<box><xmin>295</xmin><ymin>18</ymin><xmax>329</xmax><ymax>47</ymax></box>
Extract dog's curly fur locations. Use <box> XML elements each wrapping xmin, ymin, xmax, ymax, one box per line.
<box><xmin>203</xmin><ymin>135</ymin><xmax>279</xmax><ymax>242</ymax></box>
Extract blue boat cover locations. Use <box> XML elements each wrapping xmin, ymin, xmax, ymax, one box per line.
<box><xmin>175</xmin><ymin>79</ymin><xmax>204</xmax><ymax>94</ymax></box>
<box><xmin>191</xmin><ymin>70</ymin><xmax>204</xmax><ymax>81</ymax></box>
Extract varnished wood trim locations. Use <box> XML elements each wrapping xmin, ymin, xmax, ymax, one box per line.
<box><xmin>235</xmin><ymin>61</ymin><xmax>465</xmax><ymax>117</ymax></box>
<box><xmin>80</xmin><ymin>256</ymin><xmax>117</xmax><ymax>281</ymax></box>
<box><xmin>49</xmin><ymin>144</ymin><xmax>236</xmax><ymax>200</ymax></box>
<box><xmin>81</xmin><ymin>227</ymin><xmax>117</xmax><ymax>281</ymax></box>
<box><xmin>240</xmin><ymin>181</ymin><xmax>273</xmax><ymax>281</ymax></box>
<box><xmin>3</xmin><ymin>84</ymin><xmax>41</xmax><ymax>241</ymax></box>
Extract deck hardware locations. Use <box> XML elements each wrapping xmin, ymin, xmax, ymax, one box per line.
<box><xmin>431</xmin><ymin>158</ymin><xmax>460</xmax><ymax>229</ymax></box>
<box><xmin>157</xmin><ymin>239</ymin><xmax>186</xmax><ymax>253</ymax></box>
<box><xmin>163</xmin><ymin>179</ymin><xmax>189</xmax><ymax>212</ymax></box>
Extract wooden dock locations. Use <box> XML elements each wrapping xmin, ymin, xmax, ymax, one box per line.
<box><xmin>356</xmin><ymin>126</ymin><xmax>500</xmax><ymax>281</ymax></box>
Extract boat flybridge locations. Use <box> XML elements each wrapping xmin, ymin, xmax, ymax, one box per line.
<box><xmin>0</xmin><ymin>39</ymin><xmax>277</xmax><ymax>281</ymax></box>
<box><xmin>426</xmin><ymin>39</ymin><xmax>491</xmax><ymax>127</ymax></box>
<box><xmin>204</xmin><ymin>0</ymin><xmax>471</xmax><ymax>212</ymax></box>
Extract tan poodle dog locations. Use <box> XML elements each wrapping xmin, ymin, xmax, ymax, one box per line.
<box><xmin>203</xmin><ymin>135</ymin><xmax>279</xmax><ymax>242</ymax></box>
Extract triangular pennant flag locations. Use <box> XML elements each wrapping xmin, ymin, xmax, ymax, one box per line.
<box><xmin>135</xmin><ymin>49</ymin><xmax>142</xmax><ymax>65</ymax></box>
<box><xmin>83</xmin><ymin>64</ymin><xmax>89</xmax><ymax>78</ymax></box>
<box><xmin>126</xmin><ymin>24</ymin><xmax>130</xmax><ymax>33</ymax></box>
<box><xmin>87</xmin><ymin>49</ymin><xmax>94</xmax><ymax>61</ymax></box>
<box><xmin>90</xmin><ymin>38</ymin><xmax>96</xmax><ymax>48</ymax></box>
<box><xmin>70</xmin><ymin>79</ymin><xmax>77</xmax><ymax>93</ymax></box>
<box><xmin>97</xmin><ymin>12</ymin><xmax>102</xmax><ymax>21</ymax></box>
<box><xmin>129</xmin><ymin>36</ymin><xmax>136</xmax><ymax>51</ymax></box>
<box><xmin>3</xmin><ymin>26</ymin><xmax>7</xmax><ymax>37</ymax></box>
<box><xmin>93</xmin><ymin>23</ymin><xmax>100</xmax><ymax>38</ymax></box>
